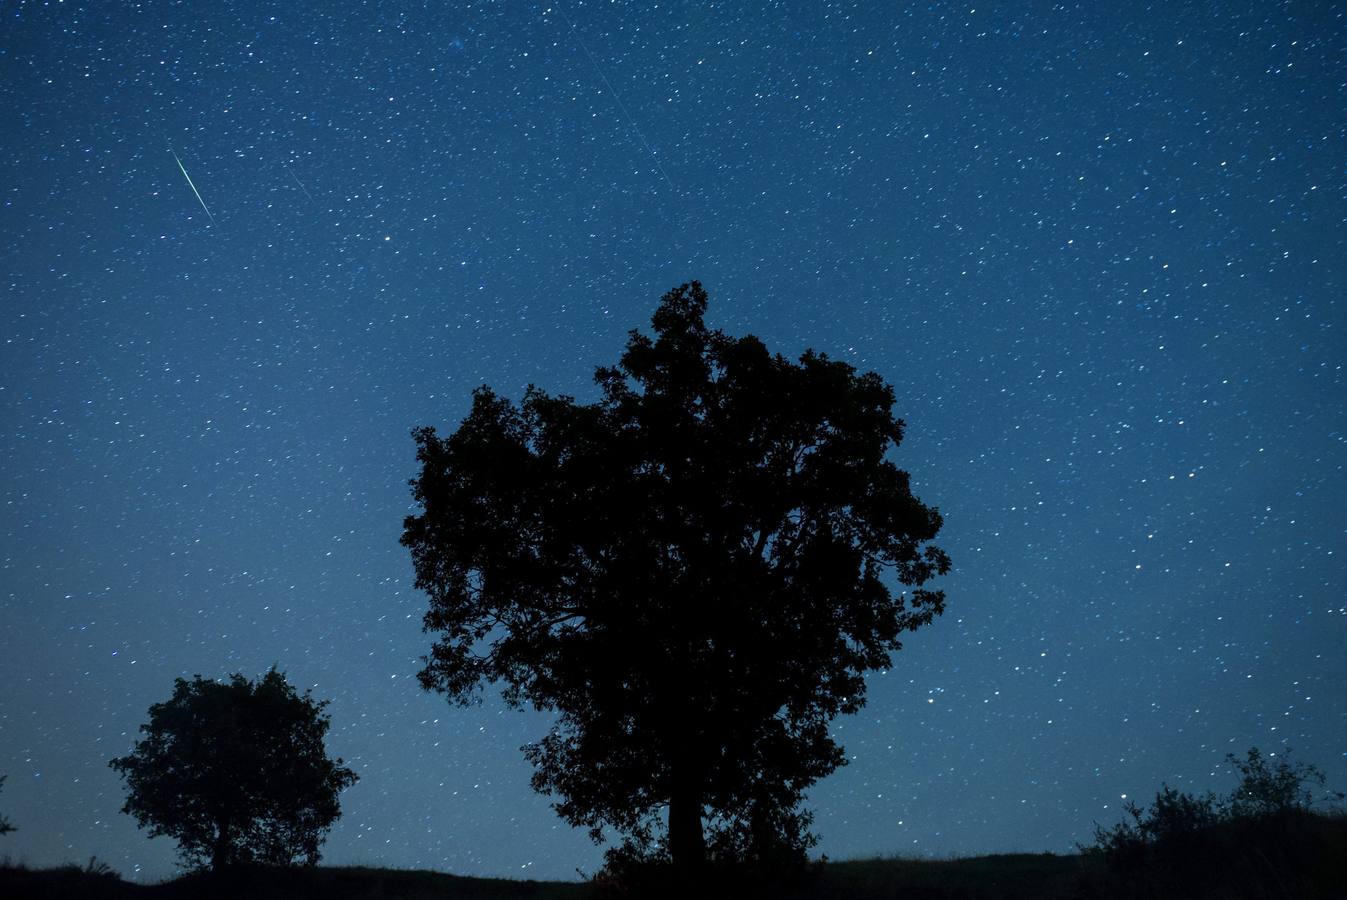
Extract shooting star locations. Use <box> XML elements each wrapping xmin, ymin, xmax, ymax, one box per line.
<box><xmin>284</xmin><ymin>163</ymin><xmax>314</xmax><ymax>201</ymax></box>
<box><xmin>170</xmin><ymin>149</ymin><xmax>216</xmax><ymax>225</ymax></box>
<box><xmin>551</xmin><ymin>3</ymin><xmax>677</xmax><ymax>193</ymax></box>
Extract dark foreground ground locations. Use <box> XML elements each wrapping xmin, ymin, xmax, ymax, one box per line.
<box><xmin>4</xmin><ymin>813</ymin><xmax>1344</xmax><ymax>900</ymax></box>
<box><xmin>0</xmin><ymin>855</ymin><xmax>1084</xmax><ymax>900</ymax></box>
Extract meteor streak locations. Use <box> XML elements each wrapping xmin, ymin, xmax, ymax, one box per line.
<box><xmin>284</xmin><ymin>163</ymin><xmax>314</xmax><ymax>201</ymax></box>
<box><xmin>170</xmin><ymin>149</ymin><xmax>216</xmax><ymax>225</ymax></box>
<box><xmin>552</xmin><ymin>3</ymin><xmax>676</xmax><ymax>194</ymax></box>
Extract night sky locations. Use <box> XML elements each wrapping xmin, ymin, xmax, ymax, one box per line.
<box><xmin>2</xmin><ymin>0</ymin><xmax>1344</xmax><ymax>884</ymax></box>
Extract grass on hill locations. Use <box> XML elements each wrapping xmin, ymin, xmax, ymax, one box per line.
<box><xmin>0</xmin><ymin>860</ymin><xmax>594</xmax><ymax>900</ymax></box>
<box><xmin>2</xmin><ymin>810</ymin><xmax>1343</xmax><ymax>900</ymax></box>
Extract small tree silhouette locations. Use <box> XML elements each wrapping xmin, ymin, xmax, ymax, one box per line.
<box><xmin>110</xmin><ymin>669</ymin><xmax>358</xmax><ymax>870</ymax></box>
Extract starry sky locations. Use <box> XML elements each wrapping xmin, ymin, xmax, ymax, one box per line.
<box><xmin>2</xmin><ymin>0</ymin><xmax>1344</xmax><ymax>884</ymax></box>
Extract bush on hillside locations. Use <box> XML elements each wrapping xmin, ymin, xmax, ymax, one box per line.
<box><xmin>1082</xmin><ymin>747</ymin><xmax>1346</xmax><ymax>899</ymax></box>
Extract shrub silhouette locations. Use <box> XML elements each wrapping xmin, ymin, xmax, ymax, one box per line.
<box><xmin>1083</xmin><ymin>748</ymin><xmax>1346</xmax><ymax>899</ymax></box>
<box><xmin>1226</xmin><ymin>745</ymin><xmax>1337</xmax><ymax>817</ymax></box>
<box><xmin>1089</xmin><ymin>746</ymin><xmax>1339</xmax><ymax>859</ymax></box>
<box><xmin>1089</xmin><ymin>784</ymin><xmax>1222</xmax><ymax>862</ymax></box>
<box><xmin>110</xmin><ymin>669</ymin><xmax>358</xmax><ymax>870</ymax></box>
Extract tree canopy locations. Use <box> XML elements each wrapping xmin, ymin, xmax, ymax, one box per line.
<box><xmin>402</xmin><ymin>282</ymin><xmax>950</xmax><ymax>872</ymax></box>
<box><xmin>109</xmin><ymin>669</ymin><xmax>358</xmax><ymax>870</ymax></box>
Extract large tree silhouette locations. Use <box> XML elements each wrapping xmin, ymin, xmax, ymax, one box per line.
<box><xmin>403</xmin><ymin>283</ymin><xmax>949</xmax><ymax>872</ymax></box>
<box><xmin>110</xmin><ymin>669</ymin><xmax>357</xmax><ymax>870</ymax></box>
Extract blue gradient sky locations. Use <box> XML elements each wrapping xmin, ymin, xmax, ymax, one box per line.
<box><xmin>2</xmin><ymin>0</ymin><xmax>1343</xmax><ymax>883</ymax></box>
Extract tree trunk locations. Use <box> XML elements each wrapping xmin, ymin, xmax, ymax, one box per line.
<box><xmin>667</xmin><ymin>657</ymin><xmax>705</xmax><ymax>876</ymax></box>
<box><xmin>668</xmin><ymin>782</ymin><xmax>706</xmax><ymax>873</ymax></box>
<box><xmin>211</xmin><ymin>818</ymin><xmax>232</xmax><ymax>871</ymax></box>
